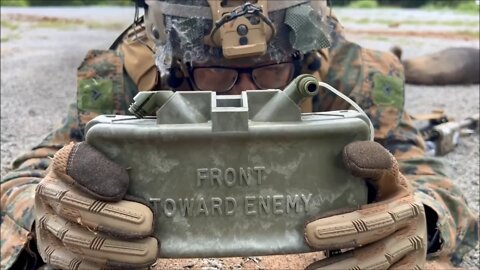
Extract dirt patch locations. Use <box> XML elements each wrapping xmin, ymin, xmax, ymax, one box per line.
<box><xmin>346</xmin><ymin>29</ymin><xmax>479</xmax><ymax>41</ymax></box>
<box><xmin>2</xmin><ymin>13</ymin><xmax>84</xmax><ymax>24</ymax></box>
<box><xmin>2</xmin><ymin>13</ymin><xmax>125</xmax><ymax>30</ymax></box>
<box><xmin>153</xmin><ymin>252</ymin><xmax>326</xmax><ymax>269</ymax></box>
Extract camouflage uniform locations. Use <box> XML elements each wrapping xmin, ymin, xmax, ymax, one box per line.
<box><xmin>1</xmin><ymin>15</ymin><xmax>478</xmax><ymax>269</ymax></box>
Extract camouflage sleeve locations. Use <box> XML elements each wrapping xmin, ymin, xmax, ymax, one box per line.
<box><xmin>0</xmin><ymin>101</ymin><xmax>81</xmax><ymax>268</ymax></box>
<box><xmin>0</xmin><ymin>47</ymin><xmax>141</xmax><ymax>268</ymax></box>
<box><xmin>317</xmin><ymin>17</ymin><xmax>478</xmax><ymax>265</ymax></box>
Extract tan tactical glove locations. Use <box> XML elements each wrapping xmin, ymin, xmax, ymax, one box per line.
<box><xmin>34</xmin><ymin>142</ymin><xmax>158</xmax><ymax>269</ymax></box>
<box><xmin>304</xmin><ymin>141</ymin><xmax>427</xmax><ymax>270</ymax></box>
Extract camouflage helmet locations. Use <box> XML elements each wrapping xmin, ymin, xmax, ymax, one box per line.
<box><xmin>143</xmin><ymin>0</ymin><xmax>333</xmax><ymax>75</ymax></box>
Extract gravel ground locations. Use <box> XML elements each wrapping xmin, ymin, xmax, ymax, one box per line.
<box><xmin>1</xmin><ymin>7</ymin><xmax>479</xmax><ymax>269</ymax></box>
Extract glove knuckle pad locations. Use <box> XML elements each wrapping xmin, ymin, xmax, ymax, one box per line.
<box><xmin>67</xmin><ymin>142</ymin><xmax>129</xmax><ymax>201</ymax></box>
<box><xmin>343</xmin><ymin>141</ymin><xmax>392</xmax><ymax>178</ymax></box>
<box><xmin>305</xmin><ymin>199</ymin><xmax>423</xmax><ymax>250</ymax></box>
<box><xmin>41</xmin><ymin>213</ymin><xmax>157</xmax><ymax>267</ymax></box>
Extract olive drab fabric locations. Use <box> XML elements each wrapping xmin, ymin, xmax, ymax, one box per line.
<box><xmin>1</xmin><ymin>14</ymin><xmax>478</xmax><ymax>269</ymax></box>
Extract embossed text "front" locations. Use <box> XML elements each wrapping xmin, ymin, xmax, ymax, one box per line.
<box><xmin>196</xmin><ymin>167</ymin><xmax>265</xmax><ymax>187</ymax></box>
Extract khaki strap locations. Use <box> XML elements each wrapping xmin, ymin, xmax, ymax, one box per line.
<box><xmin>120</xmin><ymin>38</ymin><xmax>158</xmax><ymax>91</ymax></box>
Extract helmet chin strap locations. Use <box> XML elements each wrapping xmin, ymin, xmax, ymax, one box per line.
<box><xmin>132</xmin><ymin>4</ymin><xmax>154</xmax><ymax>54</ymax></box>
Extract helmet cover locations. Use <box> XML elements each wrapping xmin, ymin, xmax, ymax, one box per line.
<box><xmin>145</xmin><ymin>0</ymin><xmax>332</xmax><ymax>74</ymax></box>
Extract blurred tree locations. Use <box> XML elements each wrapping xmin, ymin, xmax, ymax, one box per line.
<box><xmin>349</xmin><ymin>0</ymin><xmax>379</xmax><ymax>8</ymax></box>
<box><xmin>17</xmin><ymin>0</ymin><xmax>132</xmax><ymax>6</ymax></box>
<box><xmin>0</xmin><ymin>0</ymin><xmax>29</xmax><ymax>6</ymax></box>
<box><xmin>1</xmin><ymin>0</ymin><xmax>474</xmax><ymax>8</ymax></box>
<box><xmin>333</xmin><ymin>0</ymin><xmax>467</xmax><ymax>8</ymax></box>
<box><xmin>331</xmin><ymin>0</ymin><xmax>354</xmax><ymax>6</ymax></box>
<box><xmin>378</xmin><ymin>0</ymin><xmax>427</xmax><ymax>7</ymax></box>
<box><xmin>27</xmin><ymin>0</ymin><xmax>82</xmax><ymax>5</ymax></box>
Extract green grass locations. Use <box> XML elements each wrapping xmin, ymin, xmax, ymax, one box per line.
<box><xmin>348</xmin><ymin>0</ymin><xmax>379</xmax><ymax>9</ymax></box>
<box><xmin>456</xmin><ymin>30</ymin><xmax>480</xmax><ymax>39</ymax></box>
<box><xmin>1</xmin><ymin>20</ymin><xmax>19</xmax><ymax>30</ymax></box>
<box><xmin>0</xmin><ymin>0</ymin><xmax>132</xmax><ymax>6</ymax></box>
<box><xmin>1</xmin><ymin>33</ymin><xmax>20</xmax><ymax>43</ymax></box>
<box><xmin>456</xmin><ymin>1</ymin><xmax>480</xmax><ymax>13</ymax></box>
<box><xmin>423</xmin><ymin>1</ymin><xmax>480</xmax><ymax>14</ymax></box>
<box><xmin>0</xmin><ymin>0</ymin><xmax>28</xmax><ymax>6</ymax></box>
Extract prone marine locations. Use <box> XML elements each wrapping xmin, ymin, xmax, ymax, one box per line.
<box><xmin>1</xmin><ymin>0</ymin><xmax>478</xmax><ymax>269</ymax></box>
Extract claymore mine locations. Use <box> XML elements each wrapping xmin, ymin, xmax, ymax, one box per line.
<box><xmin>85</xmin><ymin>75</ymin><xmax>373</xmax><ymax>257</ymax></box>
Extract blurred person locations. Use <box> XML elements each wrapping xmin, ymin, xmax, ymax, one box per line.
<box><xmin>1</xmin><ymin>1</ymin><xmax>478</xmax><ymax>269</ymax></box>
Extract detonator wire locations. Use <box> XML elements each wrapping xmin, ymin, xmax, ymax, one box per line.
<box><xmin>318</xmin><ymin>82</ymin><xmax>375</xmax><ymax>141</ymax></box>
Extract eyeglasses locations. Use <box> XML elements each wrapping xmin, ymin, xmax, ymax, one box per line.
<box><xmin>188</xmin><ymin>61</ymin><xmax>297</xmax><ymax>93</ymax></box>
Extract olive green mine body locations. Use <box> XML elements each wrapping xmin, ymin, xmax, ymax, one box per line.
<box><xmin>85</xmin><ymin>77</ymin><xmax>370</xmax><ymax>258</ymax></box>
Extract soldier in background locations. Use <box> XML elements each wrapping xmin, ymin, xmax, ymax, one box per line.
<box><xmin>1</xmin><ymin>0</ymin><xmax>478</xmax><ymax>269</ymax></box>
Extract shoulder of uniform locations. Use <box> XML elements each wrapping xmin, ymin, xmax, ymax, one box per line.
<box><xmin>116</xmin><ymin>19</ymin><xmax>158</xmax><ymax>92</ymax></box>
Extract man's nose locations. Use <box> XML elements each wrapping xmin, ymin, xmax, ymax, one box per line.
<box><xmin>228</xmin><ymin>73</ymin><xmax>257</xmax><ymax>95</ymax></box>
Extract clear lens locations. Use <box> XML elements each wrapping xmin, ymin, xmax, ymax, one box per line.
<box><xmin>192</xmin><ymin>62</ymin><xmax>295</xmax><ymax>92</ymax></box>
<box><xmin>252</xmin><ymin>62</ymin><xmax>294</xmax><ymax>89</ymax></box>
<box><xmin>193</xmin><ymin>68</ymin><xmax>237</xmax><ymax>92</ymax></box>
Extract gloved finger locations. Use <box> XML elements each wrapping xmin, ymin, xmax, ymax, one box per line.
<box><xmin>36</xmin><ymin>222</ymin><xmax>105</xmax><ymax>270</ymax></box>
<box><xmin>389</xmin><ymin>248</ymin><xmax>426</xmax><ymax>270</ymax></box>
<box><xmin>36</xmin><ymin>217</ymin><xmax>154</xmax><ymax>269</ymax></box>
<box><xmin>35</xmin><ymin>196</ymin><xmax>104</xmax><ymax>269</ymax></box>
<box><xmin>36</xmin><ymin>175</ymin><xmax>154</xmax><ymax>238</ymax></box>
<box><xmin>306</xmin><ymin>209</ymin><xmax>427</xmax><ymax>270</ymax></box>
<box><xmin>343</xmin><ymin>141</ymin><xmax>410</xmax><ymax>201</ymax></box>
<box><xmin>35</xmin><ymin>197</ymin><xmax>158</xmax><ymax>268</ymax></box>
<box><xmin>51</xmin><ymin>142</ymin><xmax>129</xmax><ymax>201</ymax></box>
<box><xmin>305</xmin><ymin>228</ymin><xmax>426</xmax><ymax>270</ymax></box>
<box><xmin>305</xmin><ymin>195</ymin><xmax>424</xmax><ymax>250</ymax></box>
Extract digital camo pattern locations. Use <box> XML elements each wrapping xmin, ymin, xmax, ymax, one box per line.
<box><xmin>0</xmin><ymin>48</ymin><xmax>137</xmax><ymax>269</ymax></box>
<box><xmin>317</xmin><ymin>18</ymin><xmax>478</xmax><ymax>266</ymax></box>
<box><xmin>1</xmin><ymin>15</ymin><xmax>478</xmax><ymax>270</ymax></box>
<box><xmin>76</xmin><ymin>49</ymin><xmax>134</xmax><ymax>130</ymax></box>
<box><xmin>1</xmin><ymin>177</ymin><xmax>40</xmax><ymax>268</ymax></box>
